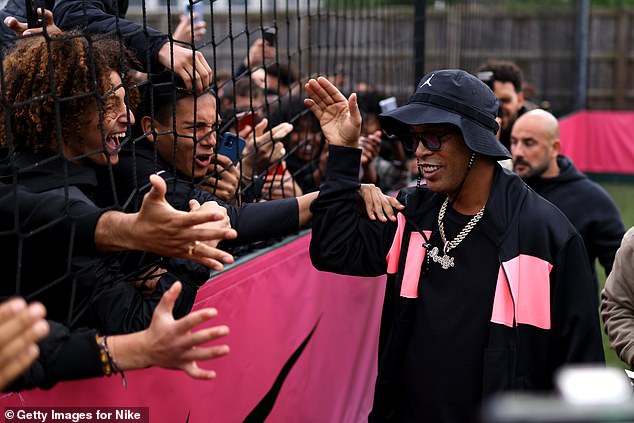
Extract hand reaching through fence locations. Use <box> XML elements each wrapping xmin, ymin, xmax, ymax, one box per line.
<box><xmin>357</xmin><ymin>184</ymin><xmax>405</xmax><ymax>223</ymax></box>
<box><xmin>95</xmin><ymin>174</ymin><xmax>237</xmax><ymax>271</ymax></box>
<box><xmin>188</xmin><ymin>199</ymin><xmax>232</xmax><ymax>250</ymax></box>
<box><xmin>240</xmin><ymin>119</ymin><xmax>293</xmax><ymax>182</ymax></box>
<box><xmin>103</xmin><ymin>282</ymin><xmax>230</xmax><ymax>380</ymax></box>
<box><xmin>157</xmin><ymin>42</ymin><xmax>212</xmax><ymax>92</ymax></box>
<box><xmin>3</xmin><ymin>8</ymin><xmax>60</xmax><ymax>37</ymax></box>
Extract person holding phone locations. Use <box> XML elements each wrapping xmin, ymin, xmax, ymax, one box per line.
<box><xmin>171</xmin><ymin>0</ymin><xmax>206</xmax><ymax>45</ymax></box>
<box><xmin>234</xmin><ymin>28</ymin><xmax>277</xmax><ymax>79</ymax></box>
<box><xmin>108</xmin><ymin>72</ymin><xmax>403</xmax><ymax>258</ymax></box>
<box><xmin>0</xmin><ymin>33</ymin><xmax>234</xmax><ymax>390</ymax></box>
<box><xmin>1</xmin><ymin>34</ymin><xmax>237</xmax><ymax>337</ymax></box>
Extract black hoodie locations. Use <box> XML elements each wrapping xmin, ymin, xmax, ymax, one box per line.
<box><xmin>0</xmin><ymin>151</ymin><xmax>199</xmax><ymax>332</ymax></box>
<box><xmin>525</xmin><ymin>155</ymin><xmax>625</xmax><ymax>288</ymax></box>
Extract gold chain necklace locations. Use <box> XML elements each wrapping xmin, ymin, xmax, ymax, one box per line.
<box><xmin>428</xmin><ymin>197</ymin><xmax>485</xmax><ymax>270</ymax></box>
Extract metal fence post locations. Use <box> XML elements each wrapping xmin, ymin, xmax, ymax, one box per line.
<box><xmin>414</xmin><ymin>0</ymin><xmax>426</xmax><ymax>86</ymax></box>
<box><xmin>574</xmin><ymin>0</ymin><xmax>590</xmax><ymax>111</ymax></box>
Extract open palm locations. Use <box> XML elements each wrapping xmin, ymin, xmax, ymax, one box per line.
<box><xmin>304</xmin><ymin>77</ymin><xmax>361</xmax><ymax>147</ymax></box>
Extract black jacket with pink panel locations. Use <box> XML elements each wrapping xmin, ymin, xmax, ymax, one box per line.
<box><xmin>310</xmin><ymin>145</ymin><xmax>605</xmax><ymax>422</ymax></box>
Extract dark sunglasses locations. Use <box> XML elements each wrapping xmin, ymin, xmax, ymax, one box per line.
<box><xmin>405</xmin><ymin>131</ymin><xmax>454</xmax><ymax>152</ymax></box>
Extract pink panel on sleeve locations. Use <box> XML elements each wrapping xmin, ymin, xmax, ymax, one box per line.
<box><xmin>386</xmin><ymin>213</ymin><xmax>406</xmax><ymax>274</ymax></box>
<box><xmin>490</xmin><ymin>265</ymin><xmax>515</xmax><ymax>327</ymax></box>
<box><xmin>490</xmin><ymin>254</ymin><xmax>553</xmax><ymax>329</ymax></box>
<box><xmin>400</xmin><ymin>230</ymin><xmax>432</xmax><ymax>299</ymax></box>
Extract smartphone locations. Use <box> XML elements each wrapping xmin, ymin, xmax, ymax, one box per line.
<box><xmin>263</xmin><ymin>27</ymin><xmax>277</xmax><ymax>46</ymax></box>
<box><xmin>217</xmin><ymin>132</ymin><xmax>246</xmax><ymax>165</ymax></box>
<box><xmin>26</xmin><ymin>1</ymin><xmax>43</xmax><ymax>28</ymax></box>
<box><xmin>183</xmin><ymin>1</ymin><xmax>204</xmax><ymax>24</ymax></box>
<box><xmin>237</xmin><ymin>111</ymin><xmax>256</xmax><ymax>132</ymax></box>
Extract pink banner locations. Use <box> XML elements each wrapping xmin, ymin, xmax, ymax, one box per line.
<box><xmin>559</xmin><ymin>111</ymin><xmax>634</xmax><ymax>174</ymax></box>
<box><xmin>0</xmin><ymin>234</ymin><xmax>386</xmax><ymax>422</ymax></box>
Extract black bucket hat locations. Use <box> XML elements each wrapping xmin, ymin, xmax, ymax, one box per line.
<box><xmin>379</xmin><ymin>69</ymin><xmax>511</xmax><ymax>160</ymax></box>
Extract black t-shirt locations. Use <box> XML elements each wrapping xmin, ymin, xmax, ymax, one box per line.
<box><xmin>401</xmin><ymin>206</ymin><xmax>499</xmax><ymax>423</ymax></box>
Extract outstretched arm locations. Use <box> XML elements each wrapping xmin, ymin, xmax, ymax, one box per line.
<box><xmin>295</xmin><ymin>185</ymin><xmax>404</xmax><ymax>227</ymax></box>
<box><xmin>95</xmin><ymin>175</ymin><xmax>236</xmax><ymax>271</ymax></box>
<box><xmin>107</xmin><ymin>281</ymin><xmax>229</xmax><ymax>379</ymax></box>
<box><xmin>53</xmin><ymin>0</ymin><xmax>165</xmax><ymax>71</ymax></box>
<box><xmin>9</xmin><ymin>283</ymin><xmax>229</xmax><ymax>391</ymax></box>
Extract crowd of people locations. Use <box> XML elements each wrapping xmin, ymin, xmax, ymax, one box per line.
<box><xmin>0</xmin><ymin>4</ymin><xmax>399</xmax><ymax>391</ymax></box>
<box><xmin>0</xmin><ymin>2</ymin><xmax>633</xmax><ymax>423</ymax></box>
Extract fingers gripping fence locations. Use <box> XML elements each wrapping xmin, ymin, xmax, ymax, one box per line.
<box><xmin>0</xmin><ymin>0</ymin><xmax>414</xmax><ymax>347</ymax></box>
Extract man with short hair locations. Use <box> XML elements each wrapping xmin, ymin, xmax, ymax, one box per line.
<box><xmin>511</xmin><ymin>109</ymin><xmax>625</xmax><ymax>289</ymax></box>
<box><xmin>110</xmin><ymin>73</ymin><xmax>400</xmax><ymax>253</ymax></box>
<box><xmin>110</xmin><ymin>74</ymin><xmax>310</xmax><ymax>246</ymax></box>
<box><xmin>477</xmin><ymin>60</ymin><xmax>528</xmax><ymax>150</ymax></box>
<box><xmin>305</xmin><ymin>70</ymin><xmax>604</xmax><ymax>422</ymax></box>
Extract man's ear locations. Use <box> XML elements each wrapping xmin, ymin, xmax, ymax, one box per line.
<box><xmin>552</xmin><ymin>137</ymin><xmax>561</xmax><ymax>155</ymax></box>
<box><xmin>517</xmin><ymin>90</ymin><xmax>525</xmax><ymax>108</ymax></box>
<box><xmin>141</xmin><ymin>116</ymin><xmax>155</xmax><ymax>143</ymax></box>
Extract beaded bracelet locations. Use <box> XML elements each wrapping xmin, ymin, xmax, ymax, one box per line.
<box><xmin>104</xmin><ymin>336</ymin><xmax>127</xmax><ymax>389</ymax></box>
<box><xmin>95</xmin><ymin>335</ymin><xmax>112</xmax><ymax>377</ymax></box>
<box><xmin>95</xmin><ymin>335</ymin><xmax>127</xmax><ymax>388</ymax></box>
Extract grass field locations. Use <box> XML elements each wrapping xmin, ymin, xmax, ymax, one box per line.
<box><xmin>595</xmin><ymin>181</ymin><xmax>634</xmax><ymax>367</ymax></box>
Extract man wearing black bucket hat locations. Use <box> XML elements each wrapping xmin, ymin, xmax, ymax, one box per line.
<box><xmin>305</xmin><ymin>70</ymin><xmax>604</xmax><ymax>423</ymax></box>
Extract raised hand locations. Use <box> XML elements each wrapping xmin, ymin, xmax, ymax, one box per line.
<box><xmin>245</xmin><ymin>38</ymin><xmax>276</xmax><ymax>69</ymax></box>
<box><xmin>172</xmin><ymin>14</ymin><xmax>207</xmax><ymax>44</ymax></box>
<box><xmin>304</xmin><ymin>77</ymin><xmax>361</xmax><ymax>148</ymax></box>
<box><xmin>240</xmin><ymin>119</ymin><xmax>292</xmax><ymax>179</ymax></box>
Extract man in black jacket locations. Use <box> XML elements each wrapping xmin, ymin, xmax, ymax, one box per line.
<box><xmin>511</xmin><ymin>109</ymin><xmax>625</xmax><ymax>289</ymax></box>
<box><xmin>305</xmin><ymin>70</ymin><xmax>604</xmax><ymax>423</ymax></box>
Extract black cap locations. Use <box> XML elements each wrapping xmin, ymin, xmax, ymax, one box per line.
<box><xmin>379</xmin><ymin>69</ymin><xmax>511</xmax><ymax>160</ymax></box>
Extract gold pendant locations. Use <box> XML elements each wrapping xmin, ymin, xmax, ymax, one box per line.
<box><xmin>428</xmin><ymin>246</ymin><xmax>455</xmax><ymax>270</ymax></box>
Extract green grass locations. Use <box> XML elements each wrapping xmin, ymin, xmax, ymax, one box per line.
<box><xmin>595</xmin><ymin>181</ymin><xmax>634</xmax><ymax>368</ymax></box>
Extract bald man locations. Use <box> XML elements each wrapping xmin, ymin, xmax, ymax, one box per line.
<box><xmin>511</xmin><ymin>109</ymin><xmax>625</xmax><ymax>288</ymax></box>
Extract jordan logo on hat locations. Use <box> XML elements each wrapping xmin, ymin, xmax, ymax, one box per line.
<box><xmin>420</xmin><ymin>74</ymin><xmax>435</xmax><ymax>88</ymax></box>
